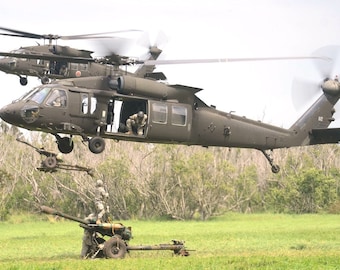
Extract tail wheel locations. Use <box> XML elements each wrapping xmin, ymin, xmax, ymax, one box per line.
<box><xmin>103</xmin><ymin>237</ymin><xmax>127</xmax><ymax>259</ymax></box>
<box><xmin>271</xmin><ymin>165</ymin><xmax>280</xmax><ymax>174</ymax></box>
<box><xmin>88</xmin><ymin>137</ymin><xmax>105</xmax><ymax>154</ymax></box>
<box><xmin>43</xmin><ymin>156</ymin><xmax>57</xmax><ymax>169</ymax></box>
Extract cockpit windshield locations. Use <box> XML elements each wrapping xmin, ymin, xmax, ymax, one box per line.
<box><xmin>16</xmin><ymin>86</ymin><xmax>39</xmax><ymax>102</ymax></box>
<box><xmin>20</xmin><ymin>86</ymin><xmax>52</xmax><ymax>104</ymax></box>
<box><xmin>9</xmin><ymin>49</ymin><xmax>27</xmax><ymax>54</ymax></box>
<box><xmin>18</xmin><ymin>86</ymin><xmax>68</xmax><ymax>107</ymax></box>
<box><xmin>8</xmin><ymin>49</ymin><xmax>28</xmax><ymax>61</ymax></box>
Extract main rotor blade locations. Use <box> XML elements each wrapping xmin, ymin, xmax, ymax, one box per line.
<box><xmin>0</xmin><ymin>26</ymin><xmax>141</xmax><ymax>41</ymax></box>
<box><xmin>140</xmin><ymin>56</ymin><xmax>331</xmax><ymax>65</ymax></box>
<box><xmin>0</xmin><ymin>26</ymin><xmax>43</xmax><ymax>39</ymax></box>
<box><xmin>0</xmin><ymin>51</ymin><xmax>92</xmax><ymax>64</ymax></box>
<box><xmin>312</xmin><ymin>45</ymin><xmax>340</xmax><ymax>78</ymax></box>
<box><xmin>0</xmin><ymin>51</ymin><xmax>331</xmax><ymax>68</ymax></box>
<box><xmin>58</xmin><ymin>30</ymin><xmax>142</xmax><ymax>40</ymax></box>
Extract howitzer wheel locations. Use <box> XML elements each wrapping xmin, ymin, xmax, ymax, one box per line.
<box><xmin>103</xmin><ymin>236</ymin><xmax>127</xmax><ymax>259</ymax></box>
<box><xmin>42</xmin><ymin>156</ymin><xmax>57</xmax><ymax>169</ymax></box>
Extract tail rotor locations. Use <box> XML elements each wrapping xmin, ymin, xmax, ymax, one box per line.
<box><xmin>291</xmin><ymin>45</ymin><xmax>340</xmax><ymax>109</ymax></box>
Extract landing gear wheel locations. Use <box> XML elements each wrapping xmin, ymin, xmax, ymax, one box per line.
<box><xmin>103</xmin><ymin>237</ymin><xmax>127</xmax><ymax>259</ymax></box>
<box><xmin>88</xmin><ymin>137</ymin><xmax>105</xmax><ymax>154</ymax></box>
<box><xmin>43</xmin><ymin>156</ymin><xmax>57</xmax><ymax>169</ymax></box>
<box><xmin>260</xmin><ymin>149</ymin><xmax>280</xmax><ymax>174</ymax></box>
<box><xmin>20</xmin><ymin>77</ymin><xmax>28</xmax><ymax>86</ymax></box>
<box><xmin>41</xmin><ymin>76</ymin><xmax>50</xmax><ymax>84</ymax></box>
<box><xmin>57</xmin><ymin>137</ymin><xmax>74</xmax><ymax>154</ymax></box>
<box><xmin>271</xmin><ymin>165</ymin><xmax>280</xmax><ymax>174</ymax></box>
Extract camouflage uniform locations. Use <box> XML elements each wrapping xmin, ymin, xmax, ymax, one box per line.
<box><xmin>126</xmin><ymin>111</ymin><xmax>147</xmax><ymax>135</ymax></box>
<box><xmin>80</xmin><ymin>213</ymin><xmax>96</xmax><ymax>258</ymax></box>
<box><xmin>95</xmin><ymin>179</ymin><xmax>108</xmax><ymax>222</ymax></box>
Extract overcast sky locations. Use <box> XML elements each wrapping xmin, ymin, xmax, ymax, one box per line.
<box><xmin>1</xmin><ymin>0</ymin><xmax>340</xmax><ymax>128</ymax></box>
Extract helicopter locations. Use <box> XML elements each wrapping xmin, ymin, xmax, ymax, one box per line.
<box><xmin>0</xmin><ymin>27</ymin><xmax>162</xmax><ymax>85</ymax></box>
<box><xmin>0</xmin><ymin>45</ymin><xmax>338</xmax><ymax>174</ymax></box>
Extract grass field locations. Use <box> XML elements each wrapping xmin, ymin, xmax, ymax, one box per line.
<box><xmin>0</xmin><ymin>213</ymin><xmax>339</xmax><ymax>269</ymax></box>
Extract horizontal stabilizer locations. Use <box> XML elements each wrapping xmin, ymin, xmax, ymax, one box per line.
<box><xmin>170</xmin><ymin>84</ymin><xmax>203</xmax><ymax>93</ymax></box>
<box><xmin>144</xmin><ymin>72</ymin><xmax>167</xmax><ymax>80</ymax></box>
<box><xmin>310</xmin><ymin>128</ymin><xmax>340</xmax><ymax>144</ymax></box>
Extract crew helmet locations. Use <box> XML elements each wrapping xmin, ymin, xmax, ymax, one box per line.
<box><xmin>137</xmin><ymin>111</ymin><xmax>144</xmax><ymax>119</ymax></box>
<box><xmin>96</xmin><ymin>179</ymin><xmax>103</xmax><ymax>187</ymax></box>
<box><xmin>84</xmin><ymin>213</ymin><xmax>97</xmax><ymax>223</ymax></box>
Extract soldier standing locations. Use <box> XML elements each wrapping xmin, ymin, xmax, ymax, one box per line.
<box><xmin>95</xmin><ymin>179</ymin><xmax>109</xmax><ymax>224</ymax></box>
<box><xmin>80</xmin><ymin>213</ymin><xmax>97</xmax><ymax>259</ymax></box>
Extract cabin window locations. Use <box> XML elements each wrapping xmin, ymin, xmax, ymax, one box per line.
<box><xmin>79</xmin><ymin>63</ymin><xmax>88</xmax><ymax>71</ymax></box>
<box><xmin>37</xmin><ymin>59</ymin><xmax>44</xmax><ymax>65</ymax></box>
<box><xmin>90</xmin><ymin>97</ymin><xmax>97</xmax><ymax>114</ymax></box>
<box><xmin>151</xmin><ymin>103</ymin><xmax>167</xmax><ymax>124</ymax></box>
<box><xmin>70</xmin><ymin>63</ymin><xmax>78</xmax><ymax>70</ymax></box>
<box><xmin>81</xmin><ymin>94</ymin><xmax>88</xmax><ymax>114</ymax></box>
<box><xmin>172</xmin><ymin>105</ymin><xmax>187</xmax><ymax>126</ymax></box>
<box><xmin>45</xmin><ymin>89</ymin><xmax>67</xmax><ymax>107</ymax></box>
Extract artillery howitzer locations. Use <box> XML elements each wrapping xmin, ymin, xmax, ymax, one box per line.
<box><xmin>41</xmin><ymin>205</ymin><xmax>190</xmax><ymax>259</ymax></box>
<box><xmin>16</xmin><ymin>138</ymin><xmax>93</xmax><ymax>175</ymax></box>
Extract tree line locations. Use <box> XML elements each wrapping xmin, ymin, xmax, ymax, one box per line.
<box><xmin>1</xmin><ymin>121</ymin><xmax>340</xmax><ymax>221</ymax></box>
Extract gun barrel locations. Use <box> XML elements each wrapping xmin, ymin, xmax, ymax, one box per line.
<box><xmin>40</xmin><ymin>205</ymin><xmax>89</xmax><ymax>225</ymax></box>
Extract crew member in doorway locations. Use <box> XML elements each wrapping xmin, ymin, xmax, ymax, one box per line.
<box><xmin>125</xmin><ymin>111</ymin><xmax>147</xmax><ymax>135</ymax></box>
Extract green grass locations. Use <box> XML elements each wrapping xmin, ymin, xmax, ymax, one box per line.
<box><xmin>0</xmin><ymin>213</ymin><xmax>340</xmax><ymax>269</ymax></box>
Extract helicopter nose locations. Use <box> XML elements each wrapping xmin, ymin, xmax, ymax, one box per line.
<box><xmin>0</xmin><ymin>58</ymin><xmax>16</xmax><ymax>72</ymax></box>
<box><xmin>0</xmin><ymin>102</ymin><xmax>40</xmax><ymax>127</ymax></box>
<box><xmin>0</xmin><ymin>103</ymin><xmax>23</xmax><ymax>126</ymax></box>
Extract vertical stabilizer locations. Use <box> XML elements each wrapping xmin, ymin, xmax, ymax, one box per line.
<box><xmin>134</xmin><ymin>46</ymin><xmax>163</xmax><ymax>79</ymax></box>
<box><xmin>289</xmin><ymin>80</ymin><xmax>340</xmax><ymax>146</ymax></box>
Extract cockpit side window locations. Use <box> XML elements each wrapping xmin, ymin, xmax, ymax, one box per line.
<box><xmin>45</xmin><ymin>89</ymin><xmax>67</xmax><ymax>107</ymax></box>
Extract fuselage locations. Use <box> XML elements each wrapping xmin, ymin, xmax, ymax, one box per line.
<box><xmin>1</xmin><ymin>74</ymin><xmax>340</xmax><ymax>155</ymax></box>
<box><xmin>1</xmin><ymin>76</ymin><xmax>328</xmax><ymax>152</ymax></box>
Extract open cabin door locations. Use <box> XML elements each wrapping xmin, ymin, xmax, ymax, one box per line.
<box><xmin>103</xmin><ymin>98</ymin><xmax>192</xmax><ymax>143</ymax></box>
<box><xmin>104</xmin><ymin>98</ymin><xmax>148</xmax><ymax>135</ymax></box>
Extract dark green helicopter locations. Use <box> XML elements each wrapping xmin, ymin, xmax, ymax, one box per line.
<box><xmin>0</xmin><ymin>26</ymin><xmax>163</xmax><ymax>85</ymax></box>
<box><xmin>0</xmin><ymin>44</ymin><xmax>338</xmax><ymax>173</ymax></box>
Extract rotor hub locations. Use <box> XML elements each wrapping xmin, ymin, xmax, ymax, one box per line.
<box><xmin>321</xmin><ymin>79</ymin><xmax>340</xmax><ymax>96</ymax></box>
